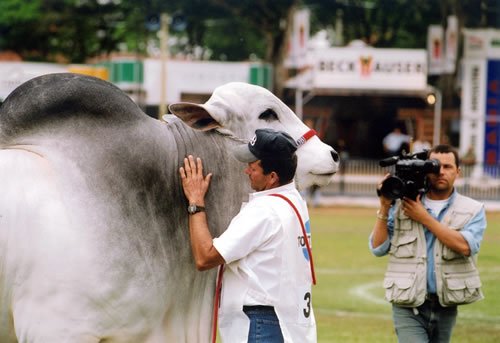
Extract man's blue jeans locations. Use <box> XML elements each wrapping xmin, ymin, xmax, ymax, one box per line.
<box><xmin>243</xmin><ymin>306</ymin><xmax>284</xmax><ymax>343</ymax></box>
<box><xmin>392</xmin><ymin>296</ymin><xmax>458</xmax><ymax>343</ymax></box>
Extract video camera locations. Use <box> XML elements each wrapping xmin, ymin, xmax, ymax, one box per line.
<box><xmin>378</xmin><ymin>150</ymin><xmax>440</xmax><ymax>200</ymax></box>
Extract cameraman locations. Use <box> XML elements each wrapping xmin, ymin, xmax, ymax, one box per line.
<box><xmin>368</xmin><ymin>144</ymin><xmax>487</xmax><ymax>343</ymax></box>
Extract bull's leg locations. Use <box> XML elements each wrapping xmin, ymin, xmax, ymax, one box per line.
<box><xmin>0</xmin><ymin>309</ymin><xmax>16</xmax><ymax>343</ymax></box>
<box><xmin>157</xmin><ymin>269</ymin><xmax>216</xmax><ymax>343</ymax></box>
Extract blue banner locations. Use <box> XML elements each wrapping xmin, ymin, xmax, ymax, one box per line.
<box><xmin>485</xmin><ymin>60</ymin><xmax>500</xmax><ymax>166</ymax></box>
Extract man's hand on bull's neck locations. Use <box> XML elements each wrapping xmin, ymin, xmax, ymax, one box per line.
<box><xmin>180</xmin><ymin>155</ymin><xmax>212</xmax><ymax>204</ymax></box>
<box><xmin>187</xmin><ymin>192</ymin><xmax>206</xmax><ymax>206</ymax></box>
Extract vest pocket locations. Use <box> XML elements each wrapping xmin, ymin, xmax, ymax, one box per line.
<box><xmin>389</xmin><ymin>235</ymin><xmax>417</xmax><ymax>258</ymax></box>
<box><xmin>442</xmin><ymin>273</ymin><xmax>483</xmax><ymax>305</ymax></box>
<box><xmin>383</xmin><ymin>272</ymin><xmax>418</xmax><ymax>305</ymax></box>
<box><xmin>442</xmin><ymin>246</ymin><xmax>465</xmax><ymax>261</ymax></box>
<box><xmin>446</xmin><ymin>211</ymin><xmax>472</xmax><ymax>230</ymax></box>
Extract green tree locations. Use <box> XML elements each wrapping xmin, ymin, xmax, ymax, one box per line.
<box><xmin>203</xmin><ymin>0</ymin><xmax>298</xmax><ymax>95</ymax></box>
<box><xmin>305</xmin><ymin>0</ymin><xmax>500</xmax><ymax>106</ymax></box>
<box><xmin>0</xmin><ymin>0</ymin><xmax>135</xmax><ymax>62</ymax></box>
<box><xmin>0</xmin><ymin>0</ymin><xmax>44</xmax><ymax>60</ymax></box>
<box><xmin>1</xmin><ymin>0</ymin><xmax>499</xmax><ymax>91</ymax></box>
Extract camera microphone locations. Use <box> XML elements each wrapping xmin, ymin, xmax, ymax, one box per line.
<box><xmin>379</xmin><ymin>156</ymin><xmax>399</xmax><ymax>167</ymax></box>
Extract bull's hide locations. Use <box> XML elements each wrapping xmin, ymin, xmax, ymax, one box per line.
<box><xmin>0</xmin><ymin>73</ymin><xmax>338</xmax><ymax>342</ymax></box>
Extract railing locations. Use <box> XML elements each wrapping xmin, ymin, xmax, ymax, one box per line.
<box><xmin>322</xmin><ymin>159</ymin><xmax>500</xmax><ymax>201</ymax></box>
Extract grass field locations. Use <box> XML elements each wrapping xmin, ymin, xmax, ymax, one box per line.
<box><xmin>311</xmin><ymin>206</ymin><xmax>500</xmax><ymax>343</ymax></box>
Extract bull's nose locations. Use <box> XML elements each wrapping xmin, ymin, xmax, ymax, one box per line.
<box><xmin>331</xmin><ymin>150</ymin><xmax>339</xmax><ymax>162</ymax></box>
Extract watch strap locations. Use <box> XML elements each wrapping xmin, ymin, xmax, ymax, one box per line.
<box><xmin>188</xmin><ymin>204</ymin><xmax>205</xmax><ymax>214</ymax></box>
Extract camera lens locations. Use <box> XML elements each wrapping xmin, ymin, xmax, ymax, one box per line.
<box><xmin>423</xmin><ymin>159</ymin><xmax>441</xmax><ymax>174</ymax></box>
<box><xmin>380</xmin><ymin>176</ymin><xmax>405</xmax><ymax>200</ymax></box>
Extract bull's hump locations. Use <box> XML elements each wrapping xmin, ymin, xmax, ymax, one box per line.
<box><xmin>0</xmin><ymin>73</ymin><xmax>145</xmax><ymax>141</ymax></box>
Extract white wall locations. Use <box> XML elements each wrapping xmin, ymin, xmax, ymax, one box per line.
<box><xmin>143</xmin><ymin>59</ymin><xmax>251</xmax><ymax>105</ymax></box>
<box><xmin>0</xmin><ymin>62</ymin><xmax>68</xmax><ymax>101</ymax></box>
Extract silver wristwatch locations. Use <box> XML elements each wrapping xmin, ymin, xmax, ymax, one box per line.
<box><xmin>187</xmin><ymin>204</ymin><xmax>205</xmax><ymax>215</ymax></box>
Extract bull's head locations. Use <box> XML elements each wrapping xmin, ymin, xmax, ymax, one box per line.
<box><xmin>169</xmin><ymin>82</ymin><xmax>339</xmax><ymax>190</ymax></box>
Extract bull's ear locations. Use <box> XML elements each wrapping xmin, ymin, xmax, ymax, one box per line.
<box><xmin>168</xmin><ymin>103</ymin><xmax>221</xmax><ymax>131</ymax></box>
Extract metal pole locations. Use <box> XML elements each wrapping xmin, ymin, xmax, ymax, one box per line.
<box><xmin>295</xmin><ymin>88</ymin><xmax>303</xmax><ymax>119</ymax></box>
<box><xmin>158</xmin><ymin>13</ymin><xmax>169</xmax><ymax>119</ymax></box>
<box><xmin>433</xmin><ymin>88</ymin><xmax>442</xmax><ymax>146</ymax></box>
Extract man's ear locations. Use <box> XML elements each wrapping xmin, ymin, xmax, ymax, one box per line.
<box><xmin>269</xmin><ymin>171</ymin><xmax>280</xmax><ymax>186</ymax></box>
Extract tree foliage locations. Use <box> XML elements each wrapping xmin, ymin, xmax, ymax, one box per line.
<box><xmin>306</xmin><ymin>0</ymin><xmax>497</xmax><ymax>49</ymax></box>
<box><xmin>0</xmin><ymin>0</ymin><xmax>498</xmax><ymax>87</ymax></box>
<box><xmin>0</xmin><ymin>0</ymin><xmax>130</xmax><ymax>62</ymax></box>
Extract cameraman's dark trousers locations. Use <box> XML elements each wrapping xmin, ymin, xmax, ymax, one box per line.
<box><xmin>392</xmin><ymin>295</ymin><xmax>457</xmax><ymax>343</ymax></box>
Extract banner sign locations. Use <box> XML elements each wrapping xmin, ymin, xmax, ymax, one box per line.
<box><xmin>464</xmin><ymin>29</ymin><xmax>500</xmax><ymax>59</ymax></box>
<box><xmin>461</xmin><ymin>60</ymin><xmax>487</xmax><ymax>119</ymax></box>
<box><xmin>428</xmin><ymin>25</ymin><xmax>444</xmax><ymax>74</ymax></box>
<box><xmin>485</xmin><ymin>59</ymin><xmax>500</xmax><ymax>165</ymax></box>
<box><xmin>444</xmin><ymin>16</ymin><xmax>459</xmax><ymax>73</ymax></box>
<box><xmin>285</xmin><ymin>8</ymin><xmax>310</xmax><ymax>68</ymax></box>
<box><xmin>312</xmin><ymin>48</ymin><xmax>427</xmax><ymax>91</ymax></box>
<box><xmin>459</xmin><ymin>59</ymin><xmax>487</xmax><ymax>161</ymax></box>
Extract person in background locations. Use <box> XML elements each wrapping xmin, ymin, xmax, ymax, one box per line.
<box><xmin>383</xmin><ymin>125</ymin><xmax>411</xmax><ymax>156</ymax></box>
<box><xmin>369</xmin><ymin>144</ymin><xmax>487</xmax><ymax>343</ymax></box>
<box><xmin>179</xmin><ymin>128</ymin><xmax>317</xmax><ymax>342</ymax></box>
<box><xmin>412</xmin><ymin>133</ymin><xmax>431</xmax><ymax>153</ymax></box>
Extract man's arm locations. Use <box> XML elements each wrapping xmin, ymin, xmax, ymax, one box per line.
<box><xmin>179</xmin><ymin>155</ymin><xmax>225</xmax><ymax>271</ymax></box>
<box><xmin>402</xmin><ymin>196</ymin><xmax>472</xmax><ymax>256</ymax></box>
<box><xmin>187</xmin><ymin>210</ymin><xmax>226</xmax><ymax>271</ymax></box>
<box><xmin>460</xmin><ymin>207</ymin><xmax>487</xmax><ymax>256</ymax></box>
<box><xmin>369</xmin><ymin>174</ymin><xmax>394</xmax><ymax>255</ymax></box>
<box><xmin>371</xmin><ymin>202</ymin><xmax>391</xmax><ymax>249</ymax></box>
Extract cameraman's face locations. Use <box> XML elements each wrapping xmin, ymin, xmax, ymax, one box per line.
<box><xmin>427</xmin><ymin>152</ymin><xmax>460</xmax><ymax>193</ymax></box>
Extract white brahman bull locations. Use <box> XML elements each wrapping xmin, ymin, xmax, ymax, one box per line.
<box><xmin>0</xmin><ymin>73</ymin><xmax>338</xmax><ymax>342</ymax></box>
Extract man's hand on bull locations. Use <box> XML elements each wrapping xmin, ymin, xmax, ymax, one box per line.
<box><xmin>179</xmin><ymin>155</ymin><xmax>213</xmax><ymax>205</ymax></box>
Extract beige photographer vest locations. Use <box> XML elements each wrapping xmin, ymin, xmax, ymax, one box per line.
<box><xmin>383</xmin><ymin>194</ymin><xmax>484</xmax><ymax>307</ymax></box>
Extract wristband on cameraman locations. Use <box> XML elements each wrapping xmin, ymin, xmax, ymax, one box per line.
<box><xmin>376</xmin><ymin>210</ymin><xmax>389</xmax><ymax>221</ymax></box>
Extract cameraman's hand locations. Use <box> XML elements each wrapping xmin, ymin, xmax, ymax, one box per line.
<box><xmin>377</xmin><ymin>173</ymin><xmax>393</xmax><ymax>209</ymax></box>
<box><xmin>372</xmin><ymin>173</ymin><xmax>392</xmax><ymax>249</ymax></box>
<box><xmin>401</xmin><ymin>195</ymin><xmax>430</xmax><ymax>223</ymax></box>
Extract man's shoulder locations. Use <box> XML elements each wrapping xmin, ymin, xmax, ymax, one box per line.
<box><xmin>245</xmin><ymin>193</ymin><xmax>285</xmax><ymax>213</ymax></box>
<box><xmin>251</xmin><ymin>190</ymin><xmax>299</xmax><ymax>206</ymax></box>
<box><xmin>452</xmin><ymin>193</ymin><xmax>484</xmax><ymax>213</ymax></box>
<box><xmin>249</xmin><ymin>188</ymin><xmax>304</xmax><ymax>213</ymax></box>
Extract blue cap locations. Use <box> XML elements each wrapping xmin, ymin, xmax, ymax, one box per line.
<box><xmin>232</xmin><ymin>128</ymin><xmax>297</xmax><ymax>163</ymax></box>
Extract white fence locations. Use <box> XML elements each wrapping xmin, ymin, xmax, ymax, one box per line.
<box><xmin>322</xmin><ymin>159</ymin><xmax>500</xmax><ymax>201</ymax></box>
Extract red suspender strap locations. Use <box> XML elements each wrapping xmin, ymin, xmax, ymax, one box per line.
<box><xmin>269</xmin><ymin>193</ymin><xmax>316</xmax><ymax>285</ymax></box>
<box><xmin>211</xmin><ymin>192</ymin><xmax>316</xmax><ymax>342</ymax></box>
<box><xmin>211</xmin><ymin>264</ymin><xmax>224</xmax><ymax>343</ymax></box>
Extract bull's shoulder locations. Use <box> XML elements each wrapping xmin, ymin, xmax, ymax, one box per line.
<box><xmin>0</xmin><ymin>73</ymin><xmax>146</xmax><ymax>142</ymax></box>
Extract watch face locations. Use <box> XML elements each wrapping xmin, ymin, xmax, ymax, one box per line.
<box><xmin>188</xmin><ymin>204</ymin><xmax>205</xmax><ymax>214</ymax></box>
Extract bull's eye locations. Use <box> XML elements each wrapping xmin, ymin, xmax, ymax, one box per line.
<box><xmin>258</xmin><ymin>108</ymin><xmax>278</xmax><ymax>122</ymax></box>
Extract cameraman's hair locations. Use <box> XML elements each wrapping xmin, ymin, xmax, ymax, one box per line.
<box><xmin>260</xmin><ymin>154</ymin><xmax>298</xmax><ymax>185</ymax></box>
<box><xmin>428</xmin><ymin>144</ymin><xmax>460</xmax><ymax>168</ymax></box>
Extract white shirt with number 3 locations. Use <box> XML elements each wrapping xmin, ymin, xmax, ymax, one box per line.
<box><xmin>213</xmin><ymin>182</ymin><xmax>316</xmax><ymax>343</ymax></box>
